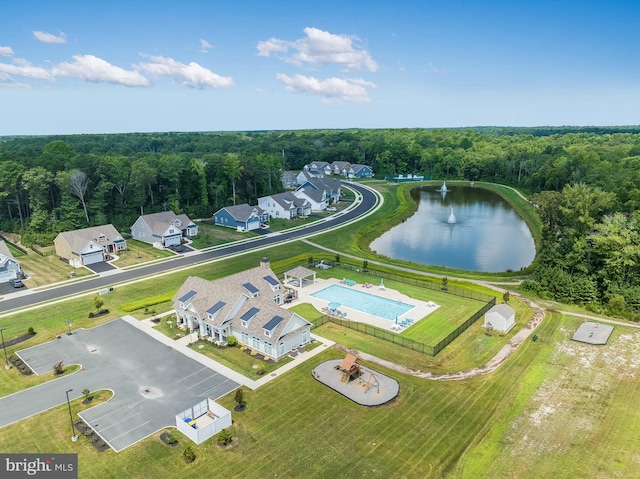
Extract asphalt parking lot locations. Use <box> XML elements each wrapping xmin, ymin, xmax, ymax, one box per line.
<box><xmin>4</xmin><ymin>319</ymin><xmax>239</xmax><ymax>451</ymax></box>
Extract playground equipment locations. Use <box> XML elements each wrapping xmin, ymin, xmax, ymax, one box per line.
<box><xmin>337</xmin><ymin>353</ymin><xmax>362</xmax><ymax>383</ymax></box>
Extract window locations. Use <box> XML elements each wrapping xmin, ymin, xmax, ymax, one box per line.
<box><xmin>252</xmin><ymin>337</ymin><xmax>259</xmax><ymax>349</ymax></box>
<box><xmin>264</xmin><ymin>329</ymin><xmax>271</xmax><ymax>338</ymax></box>
<box><xmin>241</xmin><ymin>332</ymin><xmax>248</xmax><ymax>345</ymax></box>
<box><xmin>279</xmin><ymin>342</ymin><xmax>285</xmax><ymax>355</ymax></box>
<box><xmin>302</xmin><ymin>329</ymin><xmax>308</xmax><ymax>343</ymax></box>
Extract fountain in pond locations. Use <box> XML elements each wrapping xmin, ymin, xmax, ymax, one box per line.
<box><xmin>448</xmin><ymin>207</ymin><xmax>456</xmax><ymax>224</ymax></box>
<box><xmin>437</xmin><ymin>181</ymin><xmax>449</xmax><ymax>192</ymax></box>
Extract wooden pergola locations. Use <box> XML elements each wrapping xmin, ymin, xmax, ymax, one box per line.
<box><xmin>283</xmin><ymin>265</ymin><xmax>316</xmax><ymax>288</ymax></box>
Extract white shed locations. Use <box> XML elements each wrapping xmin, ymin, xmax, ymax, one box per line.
<box><xmin>483</xmin><ymin>303</ymin><xmax>515</xmax><ymax>333</ymax></box>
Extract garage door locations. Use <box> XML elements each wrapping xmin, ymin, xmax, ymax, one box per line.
<box><xmin>81</xmin><ymin>251</ymin><xmax>104</xmax><ymax>265</ymax></box>
<box><xmin>164</xmin><ymin>235</ymin><xmax>181</xmax><ymax>247</ymax></box>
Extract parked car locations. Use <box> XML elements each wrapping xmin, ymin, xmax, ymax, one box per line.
<box><xmin>326</xmin><ymin>206</ymin><xmax>337</xmax><ymax>212</ymax></box>
<box><xmin>10</xmin><ymin>278</ymin><xmax>24</xmax><ymax>288</ymax></box>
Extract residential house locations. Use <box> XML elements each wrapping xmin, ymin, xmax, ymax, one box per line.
<box><xmin>331</xmin><ymin>161</ymin><xmax>351</xmax><ymax>176</ymax></box>
<box><xmin>258</xmin><ymin>192</ymin><xmax>311</xmax><ymax>220</ymax></box>
<box><xmin>54</xmin><ymin>224</ymin><xmax>126</xmax><ymax>266</ymax></box>
<box><xmin>346</xmin><ymin>164</ymin><xmax>374</xmax><ymax>178</ymax></box>
<box><xmin>0</xmin><ymin>241</ymin><xmax>21</xmax><ymax>283</ymax></box>
<box><xmin>483</xmin><ymin>303</ymin><xmax>516</xmax><ymax>333</ymax></box>
<box><xmin>281</xmin><ymin>170</ymin><xmax>298</xmax><ymax>189</ymax></box>
<box><xmin>213</xmin><ymin>204</ymin><xmax>268</xmax><ymax>231</ymax></box>
<box><xmin>294</xmin><ymin>174</ymin><xmax>341</xmax><ymax>211</ymax></box>
<box><xmin>303</xmin><ymin>161</ymin><xmax>332</xmax><ymax>176</ymax></box>
<box><xmin>172</xmin><ymin>258</ymin><xmax>312</xmax><ymax>361</ymax></box>
<box><xmin>130</xmin><ymin>211</ymin><xmax>197</xmax><ymax>248</ymax></box>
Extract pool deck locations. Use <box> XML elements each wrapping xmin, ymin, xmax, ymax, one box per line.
<box><xmin>282</xmin><ymin>277</ymin><xmax>440</xmax><ymax>333</ymax></box>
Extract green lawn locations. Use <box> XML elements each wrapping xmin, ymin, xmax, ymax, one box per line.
<box><xmin>112</xmin><ymin>239</ymin><xmax>174</xmax><ymax>267</ymax></box>
<box><xmin>8</xmin><ymin>243</ymin><xmax>93</xmax><ymax>287</ymax></box>
<box><xmin>4</xmin><ymin>313</ymin><xmax>637</xmax><ymax>478</ymax></box>
<box><xmin>188</xmin><ymin>221</ymin><xmax>261</xmax><ymax>249</ymax></box>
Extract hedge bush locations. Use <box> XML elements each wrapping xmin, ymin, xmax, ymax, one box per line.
<box><xmin>121</xmin><ymin>294</ymin><xmax>174</xmax><ymax>312</ymax></box>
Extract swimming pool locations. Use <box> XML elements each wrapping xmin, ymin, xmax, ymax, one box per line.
<box><xmin>311</xmin><ymin>284</ymin><xmax>414</xmax><ymax>320</ymax></box>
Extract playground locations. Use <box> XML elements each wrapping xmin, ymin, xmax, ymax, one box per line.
<box><xmin>311</xmin><ymin>354</ymin><xmax>399</xmax><ymax>406</ymax></box>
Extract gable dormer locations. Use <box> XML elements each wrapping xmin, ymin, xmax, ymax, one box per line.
<box><xmin>206</xmin><ymin>301</ymin><xmax>226</xmax><ymax>321</ymax></box>
<box><xmin>263</xmin><ymin>275</ymin><xmax>280</xmax><ymax>291</ymax></box>
<box><xmin>240</xmin><ymin>306</ymin><xmax>260</xmax><ymax>328</ymax></box>
<box><xmin>242</xmin><ymin>282</ymin><xmax>260</xmax><ymax>298</ymax></box>
<box><xmin>173</xmin><ymin>218</ymin><xmax>182</xmax><ymax>228</ymax></box>
<box><xmin>178</xmin><ymin>290</ymin><xmax>197</xmax><ymax>309</ymax></box>
<box><xmin>263</xmin><ymin>315</ymin><xmax>284</xmax><ymax>338</ymax></box>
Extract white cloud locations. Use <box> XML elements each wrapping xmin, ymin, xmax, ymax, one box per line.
<box><xmin>52</xmin><ymin>54</ymin><xmax>150</xmax><ymax>86</ymax></box>
<box><xmin>137</xmin><ymin>55</ymin><xmax>233</xmax><ymax>89</ymax></box>
<box><xmin>199</xmin><ymin>39</ymin><xmax>213</xmax><ymax>53</ymax></box>
<box><xmin>0</xmin><ymin>58</ymin><xmax>54</xmax><ymax>81</ymax></box>
<box><xmin>276</xmin><ymin>73</ymin><xmax>376</xmax><ymax>103</ymax></box>
<box><xmin>0</xmin><ymin>46</ymin><xmax>14</xmax><ymax>57</ymax></box>
<box><xmin>256</xmin><ymin>37</ymin><xmax>290</xmax><ymax>57</ymax></box>
<box><xmin>258</xmin><ymin>27</ymin><xmax>378</xmax><ymax>72</ymax></box>
<box><xmin>33</xmin><ymin>31</ymin><xmax>67</xmax><ymax>44</ymax></box>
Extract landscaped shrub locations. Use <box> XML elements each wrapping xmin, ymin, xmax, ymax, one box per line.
<box><xmin>226</xmin><ymin>336</ymin><xmax>238</xmax><ymax>347</ymax></box>
<box><xmin>182</xmin><ymin>445</ymin><xmax>196</xmax><ymax>463</ymax></box>
<box><xmin>27</xmin><ymin>327</ymin><xmax>35</xmax><ymax>335</ymax></box>
<box><xmin>217</xmin><ymin>428</ymin><xmax>233</xmax><ymax>446</ymax></box>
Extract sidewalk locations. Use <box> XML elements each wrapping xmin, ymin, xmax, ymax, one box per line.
<box><xmin>128</xmin><ymin>314</ymin><xmax>335</xmax><ymax>390</ymax></box>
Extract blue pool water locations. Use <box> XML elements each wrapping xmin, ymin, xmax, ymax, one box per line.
<box><xmin>312</xmin><ymin>284</ymin><xmax>414</xmax><ymax>320</ymax></box>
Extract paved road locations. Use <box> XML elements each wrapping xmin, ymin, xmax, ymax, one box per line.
<box><xmin>0</xmin><ymin>182</ymin><xmax>379</xmax><ymax>314</ymax></box>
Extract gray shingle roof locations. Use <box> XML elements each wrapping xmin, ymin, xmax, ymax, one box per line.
<box><xmin>172</xmin><ymin>264</ymin><xmax>308</xmax><ymax>343</ymax></box>
<box><xmin>221</xmin><ymin>204</ymin><xmax>265</xmax><ymax>222</ymax></box>
<box><xmin>56</xmin><ymin>224</ymin><xmax>125</xmax><ymax>254</ymax></box>
<box><xmin>138</xmin><ymin>211</ymin><xmax>194</xmax><ymax>236</ymax></box>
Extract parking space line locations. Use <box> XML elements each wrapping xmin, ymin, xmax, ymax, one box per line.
<box><xmin>95</xmin><ymin>412</ymin><xmax>142</xmax><ymax>433</ymax></box>
<box><xmin>107</xmin><ymin>420</ymin><xmax>152</xmax><ymax>442</ymax></box>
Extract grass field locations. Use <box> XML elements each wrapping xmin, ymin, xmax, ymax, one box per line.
<box><xmin>2</xmin><ymin>312</ymin><xmax>638</xmax><ymax>478</ymax></box>
<box><xmin>8</xmin><ymin>244</ymin><xmax>93</xmax><ymax>287</ymax></box>
<box><xmin>112</xmin><ymin>239</ymin><xmax>174</xmax><ymax>267</ymax></box>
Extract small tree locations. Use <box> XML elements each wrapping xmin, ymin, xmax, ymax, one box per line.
<box><xmin>503</xmin><ymin>291</ymin><xmax>510</xmax><ymax>303</ymax></box>
<box><xmin>217</xmin><ymin>428</ymin><xmax>233</xmax><ymax>446</ymax></box>
<box><xmin>308</xmin><ymin>255</ymin><xmax>314</xmax><ymax>265</ymax></box>
<box><xmin>182</xmin><ymin>445</ymin><xmax>196</xmax><ymax>463</ymax></box>
<box><xmin>226</xmin><ymin>335</ymin><xmax>238</xmax><ymax>347</ymax></box>
<box><xmin>234</xmin><ymin>387</ymin><xmax>246</xmax><ymax>408</ymax></box>
<box><xmin>335</xmin><ymin>253</ymin><xmax>341</xmax><ymax>264</ymax></box>
<box><xmin>53</xmin><ymin>360</ymin><xmax>64</xmax><ymax>375</ymax></box>
<box><xmin>362</xmin><ymin>259</ymin><xmax>369</xmax><ymax>271</ymax></box>
<box><xmin>82</xmin><ymin>388</ymin><xmax>91</xmax><ymax>400</ymax></box>
<box><xmin>442</xmin><ymin>276</ymin><xmax>448</xmax><ymax>290</ymax></box>
<box><xmin>94</xmin><ymin>295</ymin><xmax>104</xmax><ymax>311</ymax></box>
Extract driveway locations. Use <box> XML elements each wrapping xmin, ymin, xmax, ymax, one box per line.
<box><xmin>84</xmin><ymin>261</ymin><xmax>117</xmax><ymax>274</ymax></box>
<box><xmin>1</xmin><ymin>319</ymin><xmax>239</xmax><ymax>451</ymax></box>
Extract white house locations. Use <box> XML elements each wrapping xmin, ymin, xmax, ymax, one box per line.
<box><xmin>258</xmin><ymin>192</ymin><xmax>311</xmax><ymax>220</ymax></box>
<box><xmin>294</xmin><ymin>174</ymin><xmax>341</xmax><ymax>212</ymax></box>
<box><xmin>131</xmin><ymin>211</ymin><xmax>197</xmax><ymax>248</ymax></box>
<box><xmin>0</xmin><ymin>241</ymin><xmax>21</xmax><ymax>283</ymax></box>
<box><xmin>483</xmin><ymin>303</ymin><xmax>515</xmax><ymax>333</ymax></box>
<box><xmin>172</xmin><ymin>258</ymin><xmax>312</xmax><ymax>361</ymax></box>
<box><xmin>303</xmin><ymin>161</ymin><xmax>332</xmax><ymax>176</ymax></box>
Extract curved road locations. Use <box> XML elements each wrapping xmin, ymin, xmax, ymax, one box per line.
<box><xmin>0</xmin><ymin>182</ymin><xmax>379</xmax><ymax>314</ymax></box>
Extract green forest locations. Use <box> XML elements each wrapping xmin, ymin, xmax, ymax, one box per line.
<box><xmin>2</xmin><ymin>126</ymin><xmax>640</xmax><ymax>318</ymax></box>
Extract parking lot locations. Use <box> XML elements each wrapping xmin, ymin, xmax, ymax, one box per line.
<box><xmin>4</xmin><ymin>319</ymin><xmax>239</xmax><ymax>451</ymax></box>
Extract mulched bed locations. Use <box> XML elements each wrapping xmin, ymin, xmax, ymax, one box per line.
<box><xmin>8</xmin><ymin>355</ymin><xmax>33</xmax><ymax>375</ymax></box>
<box><xmin>160</xmin><ymin>432</ymin><xmax>179</xmax><ymax>447</ymax></box>
<box><xmin>1</xmin><ymin>332</ymin><xmax>36</xmax><ymax>349</ymax></box>
<box><xmin>241</xmin><ymin>348</ymin><xmax>274</xmax><ymax>363</ymax></box>
<box><xmin>74</xmin><ymin>419</ymin><xmax>110</xmax><ymax>452</ymax></box>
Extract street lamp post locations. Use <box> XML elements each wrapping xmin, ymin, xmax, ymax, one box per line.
<box><xmin>0</xmin><ymin>327</ymin><xmax>10</xmax><ymax>370</ymax></box>
<box><xmin>65</xmin><ymin>389</ymin><xmax>78</xmax><ymax>441</ymax></box>
<box><xmin>65</xmin><ymin>320</ymin><xmax>72</xmax><ymax>336</ymax></box>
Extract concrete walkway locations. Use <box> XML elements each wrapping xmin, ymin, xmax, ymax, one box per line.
<box><xmin>132</xmin><ymin>314</ymin><xmax>336</xmax><ymax>390</ymax></box>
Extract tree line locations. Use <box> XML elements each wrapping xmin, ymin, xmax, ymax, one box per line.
<box><xmin>2</xmin><ymin>127</ymin><xmax>640</xmax><ymax>318</ymax></box>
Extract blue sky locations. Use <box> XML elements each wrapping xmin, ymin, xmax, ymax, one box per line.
<box><xmin>1</xmin><ymin>0</ymin><xmax>639</xmax><ymax>135</ymax></box>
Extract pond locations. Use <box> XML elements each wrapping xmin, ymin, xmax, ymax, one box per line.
<box><xmin>370</xmin><ymin>185</ymin><xmax>536</xmax><ymax>272</ymax></box>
